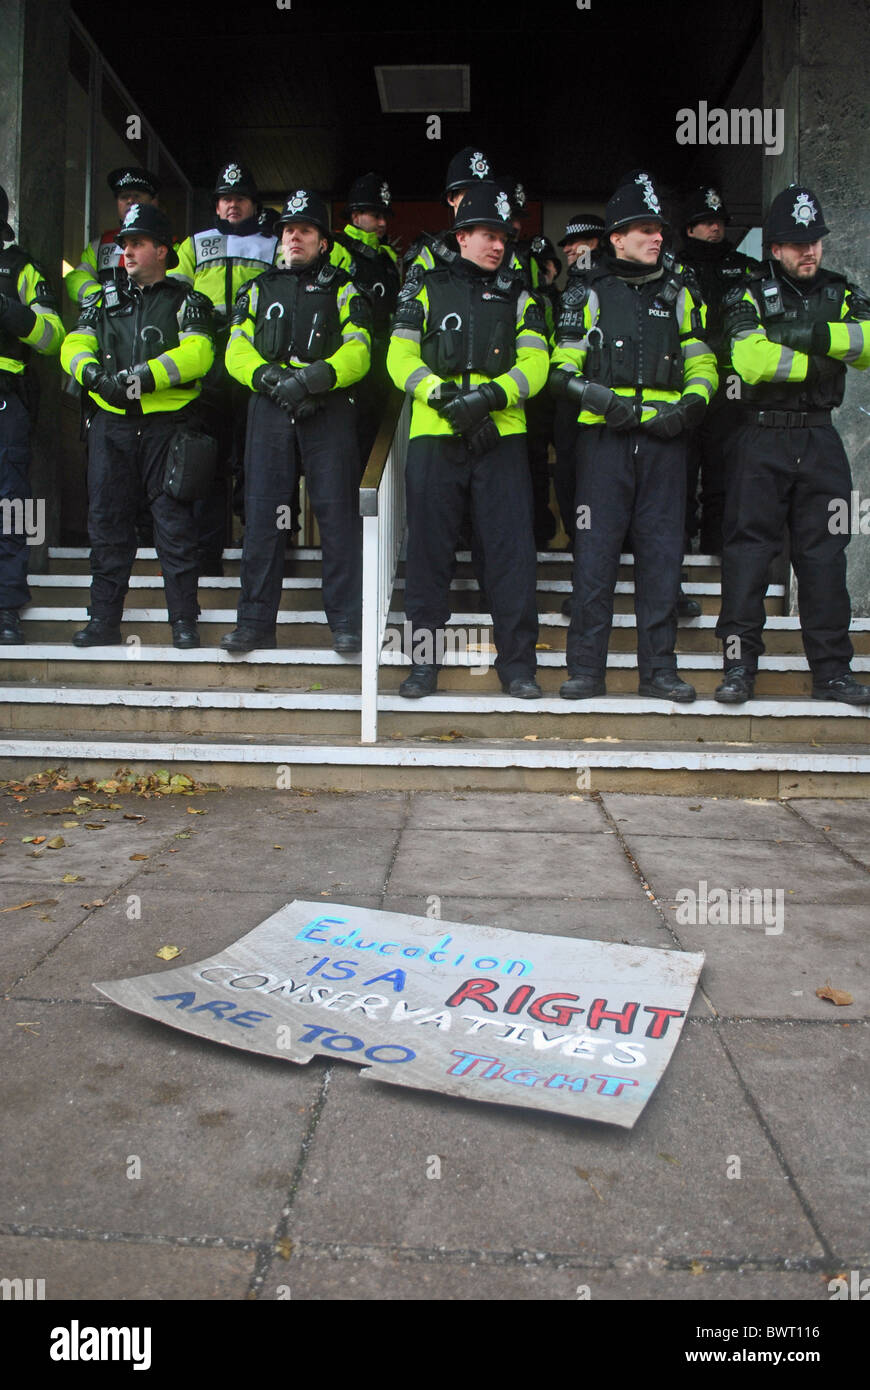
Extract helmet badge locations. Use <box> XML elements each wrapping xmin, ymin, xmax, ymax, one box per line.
<box><xmin>495</xmin><ymin>190</ymin><xmax>512</xmax><ymax>221</ymax></box>
<box><xmin>470</xmin><ymin>152</ymin><xmax>490</xmax><ymax>178</ymax></box>
<box><xmin>288</xmin><ymin>190</ymin><xmax>309</xmax><ymax>213</ymax></box>
<box><xmin>223</xmin><ymin>164</ymin><xmax>243</xmax><ymax>186</ymax></box>
<box><xmin>792</xmin><ymin>191</ymin><xmax>817</xmax><ymax>226</ymax></box>
<box><xmin>705</xmin><ymin>189</ymin><xmax>722</xmax><ymax>210</ymax></box>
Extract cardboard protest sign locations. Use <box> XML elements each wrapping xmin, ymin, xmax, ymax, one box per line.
<box><xmin>95</xmin><ymin>901</ymin><xmax>704</xmax><ymax>1128</ymax></box>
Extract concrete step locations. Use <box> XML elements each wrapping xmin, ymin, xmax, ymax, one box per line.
<box><xmin>0</xmin><ymin>644</ymin><xmax>361</xmax><ymax>690</ymax></box>
<box><xmin>1</xmin><ymin>730</ymin><xmax>868</xmax><ymax>796</ymax></box>
<box><xmin>2</xmin><ymin>682</ymin><xmax>867</xmax><ymax>742</ymax></box>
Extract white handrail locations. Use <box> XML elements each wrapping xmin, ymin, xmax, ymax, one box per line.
<box><xmin>360</xmin><ymin>395</ymin><xmax>410</xmax><ymax>742</ymax></box>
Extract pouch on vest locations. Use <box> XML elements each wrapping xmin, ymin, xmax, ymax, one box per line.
<box><xmin>481</xmin><ymin>319</ymin><xmax>514</xmax><ymax>377</ymax></box>
<box><xmin>259</xmin><ymin>303</ymin><xmax>289</xmax><ymax>362</ymax></box>
<box><xmin>424</xmin><ymin>327</ymin><xmax>462</xmax><ymax>376</ymax></box>
<box><xmin>164</xmin><ymin>427</ymin><xmax>218</xmax><ymax>503</ymax></box>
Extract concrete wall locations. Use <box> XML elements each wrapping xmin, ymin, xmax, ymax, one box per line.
<box><xmin>0</xmin><ymin>0</ymin><xmax>71</xmax><ymax>562</ymax></box>
<box><xmin>764</xmin><ymin>0</ymin><xmax>870</xmax><ymax>615</ymax></box>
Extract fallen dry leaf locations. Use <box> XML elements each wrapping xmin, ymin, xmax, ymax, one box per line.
<box><xmin>123</xmin><ymin>814</ymin><xmax>146</xmax><ymax>822</ymax></box>
<box><xmin>80</xmin><ymin>900</ymin><xmax>105</xmax><ymax>909</ymax></box>
<box><xmin>0</xmin><ymin>898</ymin><xmax>59</xmax><ymax>914</ymax></box>
<box><xmin>186</xmin><ymin>807</ymin><xmax>206</xmax><ymax>815</ymax></box>
<box><xmin>46</xmin><ymin>837</ymin><xmax>65</xmax><ymax>850</ymax></box>
<box><xmin>61</xmin><ymin>874</ymin><xmax>83</xmax><ymax>883</ymax></box>
<box><xmin>690</xmin><ymin>1260</ymin><xmax>705</xmax><ymax>1276</ymax></box>
<box><xmin>129</xmin><ymin>853</ymin><xmax>149</xmax><ymax>861</ymax></box>
<box><xmin>155</xmin><ymin>945</ymin><xmax>182</xmax><ymax>961</ymax></box>
<box><xmin>816</xmin><ymin>982</ymin><xmax>854</xmax><ymax>1006</ymax></box>
<box><xmin>62</xmin><ymin>821</ymin><xmax>80</xmax><ymax>829</ymax></box>
<box><xmin>84</xmin><ymin>823</ymin><xmax>105</xmax><ymax>830</ymax></box>
<box><xmin>275</xmin><ymin>1238</ymin><xmax>294</xmax><ymax>1261</ymax></box>
<box><xmin>523</xmin><ymin>734</ymin><xmax>539</xmax><ymax>741</ymax></box>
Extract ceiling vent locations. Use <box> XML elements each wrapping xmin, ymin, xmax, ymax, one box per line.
<box><xmin>375</xmin><ymin>65</ymin><xmax>470</xmax><ymax>113</ymax></box>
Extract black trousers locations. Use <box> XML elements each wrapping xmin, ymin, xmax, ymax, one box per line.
<box><xmin>685</xmin><ymin>396</ymin><xmax>737</xmax><ymax>554</ymax></box>
<box><xmin>239</xmin><ymin>391</ymin><xmax>362</xmax><ymax>631</ymax></box>
<box><xmin>0</xmin><ymin>386</ymin><xmax>33</xmax><ymax>610</ymax></box>
<box><xmin>553</xmin><ymin>398</ymin><xmax>579</xmax><ymax>547</ymax></box>
<box><xmin>716</xmin><ymin>420</ymin><xmax>853</xmax><ymax>678</ymax></box>
<box><xmin>525</xmin><ymin>390</ymin><xmax>557</xmax><ymax>545</ymax></box>
<box><xmin>191</xmin><ymin>352</ymin><xmax>248</xmax><ymax>553</ymax></box>
<box><xmin>404</xmin><ymin>432</ymin><xmax>538</xmax><ymax>683</ymax></box>
<box><xmin>567</xmin><ymin>426</ymin><xmax>686</xmax><ymax>681</ymax></box>
<box><xmin>86</xmin><ymin>410</ymin><xmax>199</xmax><ymax>624</ymax></box>
<box><xmin>353</xmin><ymin>341</ymin><xmax>389</xmax><ymax>472</ymax></box>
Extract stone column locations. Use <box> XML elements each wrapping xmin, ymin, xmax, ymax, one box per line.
<box><xmin>764</xmin><ymin>0</ymin><xmax>870</xmax><ymax>614</ymax></box>
<box><xmin>0</xmin><ymin>0</ymin><xmax>71</xmax><ymax>563</ymax></box>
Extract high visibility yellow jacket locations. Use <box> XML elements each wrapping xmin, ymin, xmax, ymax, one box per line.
<box><xmin>387</xmin><ymin>257</ymin><xmax>549</xmax><ymax>438</ymax></box>
<box><xmin>0</xmin><ymin>247</ymin><xmax>65</xmax><ymax>373</ymax></box>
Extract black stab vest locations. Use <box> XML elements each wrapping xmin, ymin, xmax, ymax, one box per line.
<box><xmin>96</xmin><ymin>279</ymin><xmax>188</xmax><ymax>374</ymax></box>
<box><xmin>420</xmin><ymin>264</ymin><xmax>520</xmax><ymax>378</ymax></box>
<box><xmin>252</xmin><ymin>264</ymin><xmax>344</xmax><ymax>364</ymax></box>
<box><xmin>333</xmin><ymin>232</ymin><xmax>399</xmax><ymax>335</ymax></box>
<box><xmin>578</xmin><ymin>263</ymin><xmax>687</xmax><ymax>392</ymax></box>
<box><xmin>742</xmin><ymin>265</ymin><xmax>848</xmax><ymax>411</ymax></box>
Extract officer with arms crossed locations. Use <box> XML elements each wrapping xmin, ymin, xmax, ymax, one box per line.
<box><xmin>333</xmin><ymin>173</ymin><xmax>400</xmax><ymax>464</ymax></box>
<box><xmin>0</xmin><ymin>185</ymin><xmax>65</xmax><ymax>644</ymax></box>
<box><xmin>716</xmin><ymin>184</ymin><xmax>870</xmax><ymax>706</ymax></box>
<box><xmin>388</xmin><ymin>181</ymin><xmax>549</xmax><ymax>699</ymax></box>
<box><xmin>170</xmin><ymin>163</ymin><xmax>278</xmax><ymax>576</ymax></box>
<box><xmin>550</xmin><ymin>172</ymin><xmax>717</xmax><ymax>702</ymax></box>
<box><xmin>65</xmin><ymin>166</ymin><xmax>160</xmax><ymax>306</ymax></box>
<box><xmin>222</xmin><ymin>190</ymin><xmax>370</xmax><ymax>655</ymax></box>
<box><xmin>62</xmin><ymin>203</ymin><xmax>214</xmax><ymax>649</ymax></box>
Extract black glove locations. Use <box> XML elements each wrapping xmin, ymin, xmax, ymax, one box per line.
<box><xmin>252</xmin><ymin>363</ymin><xmax>282</xmax><ymax>397</ymax></box>
<box><xmin>463</xmin><ymin>415</ymin><xmax>501</xmax><ymax>457</ymax></box>
<box><xmin>293</xmin><ymin>395</ymin><xmax>326</xmax><ymax>421</ymax></box>
<box><xmin>0</xmin><ymin>292</ymin><xmax>36</xmax><ymax>338</ymax></box>
<box><xmin>80</xmin><ymin>361</ymin><xmax>104</xmax><ymax>392</ymax></box>
<box><xmin>126</xmin><ymin>362</ymin><xmax>156</xmax><ymax>395</ymax></box>
<box><xmin>554</xmin><ymin>374</ymin><xmax>638</xmax><ymax>432</ymax></box>
<box><xmin>643</xmin><ymin>394</ymin><xmax>706</xmax><ymax>440</ymax></box>
<box><xmin>438</xmin><ymin>382</ymin><xmax>507</xmax><ymax>433</ymax></box>
<box><xmin>427</xmin><ymin>380</ymin><xmax>460</xmax><ymax>410</ymax></box>
<box><xmin>722</xmin><ymin>299</ymin><xmax>759</xmax><ymax>342</ymax></box>
<box><xmin>97</xmin><ymin>371</ymin><xmax>138</xmax><ymax>409</ymax></box>
<box><xmin>271</xmin><ymin>370</ymin><xmax>308</xmax><ymax>414</ymax></box>
<box><xmin>296</xmin><ymin>360</ymin><xmax>336</xmax><ymax>395</ymax></box>
<box><xmin>766</xmin><ymin>321</ymin><xmax>830</xmax><ymax>355</ymax></box>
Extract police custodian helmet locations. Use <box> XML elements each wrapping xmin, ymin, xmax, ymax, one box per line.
<box><xmin>604</xmin><ymin>172</ymin><xmax>668</xmax><ymax>234</ymax></box>
<box><xmin>765</xmin><ymin>184</ymin><xmax>830</xmax><ymax>243</ymax></box>
<box><xmin>346</xmin><ymin>172</ymin><xmax>394</xmax><ymax>217</ymax></box>
<box><xmin>452</xmin><ymin>181</ymin><xmax>515</xmax><ymax>234</ymax></box>
<box><xmin>275</xmin><ymin>189</ymin><xmax>332</xmax><ymax>241</ymax></box>
<box><xmin>114</xmin><ymin>202</ymin><xmax>178</xmax><ymax>268</ymax></box>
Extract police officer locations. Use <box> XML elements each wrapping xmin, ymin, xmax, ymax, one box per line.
<box><xmin>65</xmin><ymin>167</ymin><xmax>160</xmax><ymax>306</ymax></box>
<box><xmin>170</xmin><ymin>163</ymin><xmax>278</xmax><ymax>575</ymax></box>
<box><xmin>551</xmin><ymin>172</ymin><xmax>717</xmax><ymax>701</ymax></box>
<box><xmin>553</xmin><ymin>215</ymin><xmax>605</xmax><ymax>556</ymax></box>
<box><xmin>0</xmin><ymin>186</ymin><xmax>65</xmax><ymax>644</ymax></box>
<box><xmin>558</xmin><ymin>213</ymin><xmax>605</xmax><ymax>272</ymax></box>
<box><xmin>680</xmin><ymin>185</ymin><xmax>759</xmax><ymax>555</ymax></box>
<box><xmin>61</xmin><ymin>203</ymin><xmax>214</xmax><ymax>649</ymax></box>
<box><xmin>221</xmin><ymin>190</ymin><xmax>370</xmax><ymax>655</ymax></box>
<box><xmin>388</xmin><ymin>180</ymin><xmax>549</xmax><ymax>699</ymax></box>
<box><xmin>406</xmin><ymin>146</ymin><xmax>494</xmax><ymax>274</ymax></box>
<box><xmin>715</xmin><ymin>184</ymin><xmax>870</xmax><ymax>706</ymax></box>
<box><xmin>333</xmin><ymin>172</ymin><xmax>400</xmax><ymax>463</ymax></box>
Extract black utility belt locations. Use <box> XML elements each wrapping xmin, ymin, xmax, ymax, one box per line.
<box><xmin>742</xmin><ymin>409</ymin><xmax>832</xmax><ymax>429</ymax></box>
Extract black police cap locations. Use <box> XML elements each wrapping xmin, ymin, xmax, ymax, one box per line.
<box><xmin>604</xmin><ymin>173</ymin><xmax>668</xmax><ymax>234</ymax></box>
<box><xmin>0</xmin><ymin>185</ymin><xmax>13</xmax><ymax>242</ymax></box>
<box><xmin>452</xmin><ymin>181</ymin><xmax>514</xmax><ymax>234</ymax></box>
<box><xmin>107</xmin><ymin>167</ymin><xmax>160</xmax><ymax>198</ymax></box>
<box><xmin>530</xmin><ymin>234</ymin><xmax>562</xmax><ymax>275</ymax></box>
<box><xmin>765</xmin><ymin>184</ymin><xmax>829</xmax><ymax>244</ymax></box>
<box><xmin>443</xmin><ymin>146</ymin><xmax>492</xmax><ymax>202</ymax></box>
<box><xmin>347</xmin><ymin>172</ymin><xmax>394</xmax><ymax>216</ymax></box>
<box><xmin>214</xmin><ymin>162</ymin><xmax>259</xmax><ymax>201</ymax></box>
<box><xmin>115</xmin><ymin>202</ymin><xmax>178</xmax><ymax>268</ymax></box>
<box><xmin>684</xmin><ymin>185</ymin><xmax>729</xmax><ymax>228</ymax></box>
<box><xmin>558</xmin><ymin>213</ymin><xmax>605</xmax><ymax>246</ymax></box>
<box><xmin>275</xmin><ymin>190</ymin><xmax>332</xmax><ymax>241</ymax></box>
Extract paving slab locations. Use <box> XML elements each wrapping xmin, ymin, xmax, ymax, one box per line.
<box><xmin>387</xmin><ymin>829</ymin><xmax>642</xmax><ymax>899</ymax></box>
<box><xmin>381</xmin><ymin>894</ymin><xmax>675</xmax><ymax>949</ymax></box>
<box><xmin>724</xmin><ymin>1020</ymin><xmax>870</xmax><ymax>1261</ymax></box>
<box><xmin>623</xmin><ymin>834</ymin><xmax>870</xmax><ymax>906</ymax></box>
<box><xmin>404</xmin><ymin>791</ymin><xmax>605</xmax><ymax>833</ymax></box>
<box><xmin>791</xmin><ymin>799</ymin><xmax>870</xmax><ymax>839</ymax></box>
<box><xmin>11</xmin><ymin>890</ymin><xmax>383</xmax><ymax>1001</ymax></box>
<box><xmin>661</xmin><ymin>903</ymin><xmax>866</xmax><ymax>1020</ymax></box>
<box><xmin>130</xmin><ymin>818</ymin><xmax>401</xmax><ymax>897</ymax></box>
<box><xmin>268</xmin><ymin>789</ymin><xmax>409</xmax><ymax>829</ymax></box>
<box><xmin>0</xmin><ymin>999</ymin><xmax>324</xmax><ymax>1242</ymax></box>
<box><xmin>601</xmin><ymin>793</ymin><xmax>821</xmax><ymax>842</ymax></box>
<box><xmin>0</xmin><ymin>882</ymin><xmax>97</xmax><ymax>994</ymax></box>
<box><xmin>287</xmin><ymin>1025</ymin><xmax>820</xmax><ymax>1261</ymax></box>
<box><xmin>0</xmin><ymin>1234</ymin><xmax>255</xmax><ymax>1301</ymax></box>
<box><xmin>259</xmin><ymin>1253</ymin><xmax>832</xmax><ymax>1301</ymax></box>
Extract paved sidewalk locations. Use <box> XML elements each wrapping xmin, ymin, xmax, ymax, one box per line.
<box><xmin>1</xmin><ymin>780</ymin><xmax>867</xmax><ymax>1301</ymax></box>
